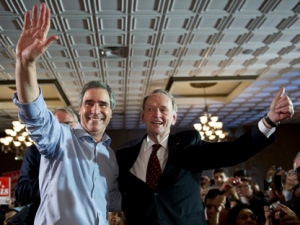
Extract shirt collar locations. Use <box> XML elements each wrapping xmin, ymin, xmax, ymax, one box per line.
<box><xmin>73</xmin><ymin>123</ymin><xmax>111</xmax><ymax>146</ymax></box>
<box><xmin>145</xmin><ymin>135</ymin><xmax>169</xmax><ymax>151</ymax></box>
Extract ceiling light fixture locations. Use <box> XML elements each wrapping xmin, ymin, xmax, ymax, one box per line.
<box><xmin>0</xmin><ymin>121</ymin><xmax>33</xmax><ymax>160</ymax></box>
<box><xmin>99</xmin><ymin>47</ymin><xmax>127</xmax><ymax>58</ymax></box>
<box><xmin>192</xmin><ymin>83</ymin><xmax>228</xmax><ymax>142</ymax></box>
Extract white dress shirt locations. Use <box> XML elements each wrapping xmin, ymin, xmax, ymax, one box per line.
<box><xmin>130</xmin><ymin>136</ymin><xmax>169</xmax><ymax>182</ymax></box>
<box><xmin>130</xmin><ymin>119</ymin><xmax>274</xmax><ymax>181</ymax></box>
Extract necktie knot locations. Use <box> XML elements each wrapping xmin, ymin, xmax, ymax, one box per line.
<box><xmin>152</xmin><ymin>144</ymin><xmax>161</xmax><ymax>153</ymax></box>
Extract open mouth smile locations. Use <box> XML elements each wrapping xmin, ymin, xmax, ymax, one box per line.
<box><xmin>152</xmin><ymin>121</ymin><xmax>163</xmax><ymax>125</ymax></box>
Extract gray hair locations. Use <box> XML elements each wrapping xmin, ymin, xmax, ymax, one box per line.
<box><xmin>293</xmin><ymin>151</ymin><xmax>300</xmax><ymax>168</ymax></box>
<box><xmin>54</xmin><ymin>107</ymin><xmax>79</xmax><ymax>122</ymax></box>
<box><xmin>78</xmin><ymin>81</ymin><xmax>116</xmax><ymax>109</ymax></box>
<box><xmin>142</xmin><ymin>89</ymin><xmax>177</xmax><ymax>112</ymax></box>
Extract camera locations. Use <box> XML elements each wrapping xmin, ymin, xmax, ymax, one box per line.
<box><xmin>269</xmin><ymin>201</ymin><xmax>279</xmax><ymax>213</ymax></box>
<box><xmin>275</xmin><ymin>166</ymin><xmax>282</xmax><ymax>171</ymax></box>
<box><xmin>231</xmin><ymin>177</ymin><xmax>241</xmax><ymax>185</ymax></box>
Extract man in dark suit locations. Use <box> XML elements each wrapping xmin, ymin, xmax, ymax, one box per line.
<box><xmin>116</xmin><ymin>87</ymin><xmax>294</xmax><ymax>225</ymax></box>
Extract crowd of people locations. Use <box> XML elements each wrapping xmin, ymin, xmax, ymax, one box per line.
<box><xmin>201</xmin><ymin>164</ymin><xmax>300</xmax><ymax>225</ymax></box>
<box><xmin>0</xmin><ymin>2</ymin><xmax>298</xmax><ymax>225</ymax></box>
<box><xmin>2</xmin><ymin>161</ymin><xmax>300</xmax><ymax>225</ymax></box>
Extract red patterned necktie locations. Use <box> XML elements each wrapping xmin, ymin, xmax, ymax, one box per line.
<box><xmin>146</xmin><ymin>144</ymin><xmax>162</xmax><ymax>189</ymax></box>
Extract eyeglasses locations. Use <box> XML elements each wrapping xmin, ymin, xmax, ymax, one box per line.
<box><xmin>62</xmin><ymin>121</ymin><xmax>75</xmax><ymax>125</ymax></box>
<box><xmin>236</xmin><ymin>185</ymin><xmax>250</xmax><ymax>190</ymax></box>
<box><xmin>293</xmin><ymin>167</ymin><xmax>300</xmax><ymax>174</ymax></box>
<box><xmin>237</xmin><ymin>214</ymin><xmax>257</xmax><ymax>221</ymax></box>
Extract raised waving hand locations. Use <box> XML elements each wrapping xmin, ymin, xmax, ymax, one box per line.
<box><xmin>16</xmin><ymin>3</ymin><xmax>57</xmax><ymax>63</ymax></box>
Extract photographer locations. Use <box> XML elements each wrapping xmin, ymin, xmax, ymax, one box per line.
<box><xmin>264</xmin><ymin>166</ymin><xmax>285</xmax><ymax>191</ymax></box>
<box><xmin>236</xmin><ymin>178</ymin><xmax>268</xmax><ymax>225</ymax></box>
<box><xmin>203</xmin><ymin>177</ymin><xmax>244</xmax><ymax>225</ymax></box>
<box><xmin>204</xmin><ymin>189</ymin><xmax>229</xmax><ymax>225</ymax></box>
<box><xmin>219</xmin><ymin>177</ymin><xmax>241</xmax><ymax>204</ymax></box>
<box><xmin>264</xmin><ymin>202</ymin><xmax>300</xmax><ymax>225</ymax></box>
<box><xmin>267</xmin><ymin>176</ymin><xmax>286</xmax><ymax>205</ymax></box>
<box><xmin>264</xmin><ymin>201</ymin><xmax>281</xmax><ymax>225</ymax></box>
<box><xmin>227</xmin><ymin>203</ymin><xmax>259</xmax><ymax>225</ymax></box>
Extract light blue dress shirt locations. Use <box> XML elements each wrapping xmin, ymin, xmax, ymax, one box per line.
<box><xmin>13</xmin><ymin>91</ymin><xmax>121</xmax><ymax>225</ymax></box>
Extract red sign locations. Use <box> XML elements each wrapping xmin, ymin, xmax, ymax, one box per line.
<box><xmin>0</xmin><ymin>177</ymin><xmax>11</xmax><ymax>204</ymax></box>
<box><xmin>2</xmin><ymin>170</ymin><xmax>20</xmax><ymax>200</ymax></box>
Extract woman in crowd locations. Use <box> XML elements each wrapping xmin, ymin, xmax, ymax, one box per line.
<box><xmin>227</xmin><ymin>202</ymin><xmax>259</xmax><ymax>225</ymax></box>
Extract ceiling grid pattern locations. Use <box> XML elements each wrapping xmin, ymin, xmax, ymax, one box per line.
<box><xmin>0</xmin><ymin>0</ymin><xmax>299</xmax><ymax>135</ymax></box>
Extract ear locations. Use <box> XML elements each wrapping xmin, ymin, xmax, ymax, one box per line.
<box><xmin>171</xmin><ymin>112</ymin><xmax>177</xmax><ymax>125</ymax></box>
<box><xmin>141</xmin><ymin>112</ymin><xmax>145</xmax><ymax>124</ymax></box>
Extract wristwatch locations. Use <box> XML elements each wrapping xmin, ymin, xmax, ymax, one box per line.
<box><xmin>264</xmin><ymin>114</ymin><xmax>280</xmax><ymax>127</ymax></box>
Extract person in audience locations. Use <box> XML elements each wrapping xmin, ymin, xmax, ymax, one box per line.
<box><xmin>14</xmin><ymin>107</ymin><xmax>78</xmax><ymax>225</ymax></box>
<box><xmin>264</xmin><ymin>202</ymin><xmax>300</xmax><ymax>225</ymax></box>
<box><xmin>204</xmin><ymin>188</ymin><xmax>229</xmax><ymax>225</ymax></box>
<box><xmin>285</xmin><ymin>151</ymin><xmax>300</xmax><ymax>219</ymax></box>
<box><xmin>233</xmin><ymin>168</ymin><xmax>249</xmax><ymax>179</ymax></box>
<box><xmin>236</xmin><ymin>178</ymin><xmax>268</xmax><ymax>225</ymax></box>
<box><xmin>13</xmin><ymin>3</ymin><xmax>122</xmax><ymax>224</ymax></box>
<box><xmin>267</xmin><ymin>180</ymin><xmax>286</xmax><ymax>207</ymax></box>
<box><xmin>264</xmin><ymin>165</ymin><xmax>285</xmax><ymax>191</ymax></box>
<box><xmin>291</xmin><ymin>183</ymin><xmax>300</xmax><ymax>198</ymax></box>
<box><xmin>227</xmin><ymin>202</ymin><xmax>259</xmax><ymax>225</ymax></box>
<box><xmin>222</xmin><ymin>176</ymin><xmax>242</xmax><ymax>201</ymax></box>
<box><xmin>277</xmin><ymin>203</ymin><xmax>300</xmax><ymax>225</ymax></box>
<box><xmin>108</xmin><ymin>212</ymin><xmax>124</xmax><ymax>225</ymax></box>
<box><xmin>116</xmin><ymin>86</ymin><xmax>294</xmax><ymax>225</ymax></box>
<box><xmin>252</xmin><ymin>180</ymin><xmax>266</xmax><ymax>200</ymax></box>
<box><xmin>3</xmin><ymin>209</ymin><xmax>19</xmax><ymax>225</ymax></box>
<box><xmin>200</xmin><ymin>176</ymin><xmax>212</xmax><ymax>201</ymax></box>
<box><xmin>6</xmin><ymin>206</ymin><xmax>28</xmax><ymax>225</ymax></box>
<box><xmin>264</xmin><ymin>201</ymin><xmax>280</xmax><ymax>225</ymax></box>
<box><xmin>232</xmin><ymin>167</ymin><xmax>265</xmax><ymax>199</ymax></box>
<box><xmin>282</xmin><ymin>169</ymin><xmax>298</xmax><ymax>202</ymax></box>
<box><xmin>213</xmin><ymin>168</ymin><xmax>230</xmax><ymax>191</ymax></box>
<box><xmin>230</xmin><ymin>199</ymin><xmax>243</xmax><ymax>209</ymax></box>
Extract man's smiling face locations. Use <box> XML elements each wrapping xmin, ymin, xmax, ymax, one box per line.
<box><xmin>79</xmin><ymin>88</ymin><xmax>112</xmax><ymax>142</ymax></box>
<box><xmin>142</xmin><ymin>92</ymin><xmax>177</xmax><ymax>142</ymax></box>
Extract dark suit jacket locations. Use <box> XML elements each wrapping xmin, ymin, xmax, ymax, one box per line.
<box><xmin>286</xmin><ymin>196</ymin><xmax>300</xmax><ymax>220</ymax></box>
<box><xmin>116</xmin><ymin>125</ymin><xmax>275</xmax><ymax>225</ymax></box>
<box><xmin>15</xmin><ymin>144</ymin><xmax>41</xmax><ymax>225</ymax></box>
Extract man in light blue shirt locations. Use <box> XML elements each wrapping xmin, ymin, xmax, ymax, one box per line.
<box><xmin>13</xmin><ymin>3</ymin><xmax>121</xmax><ymax>225</ymax></box>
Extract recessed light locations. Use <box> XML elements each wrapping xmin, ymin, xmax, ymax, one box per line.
<box><xmin>242</xmin><ymin>49</ymin><xmax>253</xmax><ymax>54</ymax></box>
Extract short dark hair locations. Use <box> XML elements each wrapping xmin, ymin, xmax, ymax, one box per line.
<box><xmin>213</xmin><ymin>168</ymin><xmax>229</xmax><ymax>177</ymax></box>
<box><xmin>240</xmin><ymin>177</ymin><xmax>251</xmax><ymax>185</ymax></box>
<box><xmin>204</xmin><ymin>188</ymin><xmax>223</xmax><ymax>203</ymax></box>
<box><xmin>233</xmin><ymin>168</ymin><xmax>248</xmax><ymax>178</ymax></box>
<box><xmin>78</xmin><ymin>81</ymin><xmax>116</xmax><ymax>109</ymax></box>
<box><xmin>142</xmin><ymin>89</ymin><xmax>177</xmax><ymax>112</ymax></box>
<box><xmin>227</xmin><ymin>203</ymin><xmax>256</xmax><ymax>225</ymax></box>
<box><xmin>204</xmin><ymin>188</ymin><xmax>230</xmax><ymax>209</ymax></box>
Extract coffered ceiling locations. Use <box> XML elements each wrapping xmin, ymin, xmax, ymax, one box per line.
<box><xmin>0</xmin><ymin>0</ymin><xmax>300</xmax><ymax>136</ymax></box>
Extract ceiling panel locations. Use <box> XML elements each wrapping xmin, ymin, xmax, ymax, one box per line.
<box><xmin>0</xmin><ymin>0</ymin><xmax>299</xmax><ymax>137</ymax></box>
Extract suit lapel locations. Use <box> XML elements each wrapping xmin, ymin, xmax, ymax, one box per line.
<box><xmin>156</xmin><ymin>134</ymin><xmax>181</xmax><ymax>191</ymax></box>
<box><xmin>121</xmin><ymin>134</ymin><xmax>182</xmax><ymax>191</ymax></box>
<box><xmin>119</xmin><ymin>136</ymin><xmax>145</xmax><ymax>171</ymax></box>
